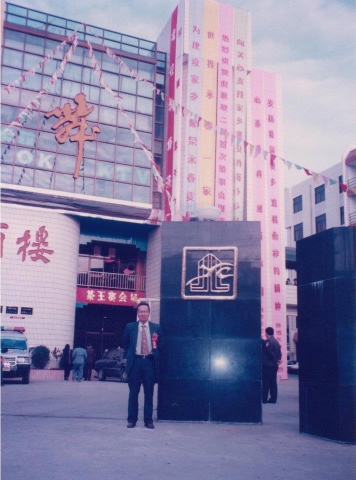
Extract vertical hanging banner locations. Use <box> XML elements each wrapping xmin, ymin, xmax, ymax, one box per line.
<box><xmin>172</xmin><ymin>5</ymin><xmax>185</xmax><ymax>220</ymax></box>
<box><xmin>182</xmin><ymin>0</ymin><xmax>204</xmax><ymax>219</ymax></box>
<box><xmin>233</xmin><ymin>9</ymin><xmax>250</xmax><ymax>221</ymax></box>
<box><xmin>165</xmin><ymin>7</ymin><xmax>178</xmax><ymax>221</ymax></box>
<box><xmin>263</xmin><ymin>71</ymin><xmax>287</xmax><ymax>380</ymax></box>
<box><xmin>198</xmin><ymin>0</ymin><xmax>218</xmax><ymax>210</ymax></box>
<box><xmin>215</xmin><ymin>2</ymin><xmax>234</xmax><ymax>221</ymax></box>
<box><xmin>250</xmin><ymin>69</ymin><xmax>268</xmax><ymax>337</ymax></box>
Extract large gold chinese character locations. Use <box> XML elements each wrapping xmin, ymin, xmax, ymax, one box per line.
<box><xmin>45</xmin><ymin>93</ymin><xmax>101</xmax><ymax>178</ymax></box>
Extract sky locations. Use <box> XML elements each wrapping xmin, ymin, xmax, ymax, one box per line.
<box><xmin>6</xmin><ymin>0</ymin><xmax>356</xmax><ymax>187</ymax></box>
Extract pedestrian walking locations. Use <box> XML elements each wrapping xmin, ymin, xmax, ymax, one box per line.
<box><xmin>84</xmin><ymin>345</ymin><xmax>96</xmax><ymax>381</ymax></box>
<box><xmin>61</xmin><ymin>344</ymin><xmax>72</xmax><ymax>381</ymax></box>
<box><xmin>71</xmin><ymin>345</ymin><xmax>87</xmax><ymax>382</ymax></box>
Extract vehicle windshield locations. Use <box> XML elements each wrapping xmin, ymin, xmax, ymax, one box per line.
<box><xmin>1</xmin><ymin>339</ymin><xmax>27</xmax><ymax>350</ymax></box>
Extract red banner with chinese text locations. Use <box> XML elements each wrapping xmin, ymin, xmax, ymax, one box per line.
<box><xmin>76</xmin><ymin>287</ymin><xmax>145</xmax><ymax>306</ymax></box>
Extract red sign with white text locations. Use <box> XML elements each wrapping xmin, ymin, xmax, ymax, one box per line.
<box><xmin>76</xmin><ymin>287</ymin><xmax>145</xmax><ymax>307</ymax></box>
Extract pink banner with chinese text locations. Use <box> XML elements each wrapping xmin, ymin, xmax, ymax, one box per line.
<box><xmin>215</xmin><ymin>2</ymin><xmax>234</xmax><ymax>220</ymax></box>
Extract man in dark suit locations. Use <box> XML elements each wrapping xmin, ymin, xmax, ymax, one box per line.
<box><xmin>262</xmin><ymin>327</ymin><xmax>282</xmax><ymax>404</ymax></box>
<box><xmin>122</xmin><ymin>302</ymin><xmax>162</xmax><ymax>429</ymax></box>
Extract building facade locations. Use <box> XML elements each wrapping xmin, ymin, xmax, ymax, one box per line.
<box><xmin>1</xmin><ymin>1</ymin><xmax>166</xmax><ymax>354</ymax></box>
<box><xmin>284</xmin><ymin>157</ymin><xmax>354</xmax><ymax>361</ymax></box>
<box><xmin>2</xmin><ymin>1</ymin><xmax>287</xmax><ymax>376</ymax></box>
<box><xmin>157</xmin><ymin>0</ymin><xmax>287</xmax><ymax>375</ymax></box>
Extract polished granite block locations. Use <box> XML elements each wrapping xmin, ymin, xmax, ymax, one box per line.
<box><xmin>299</xmin><ymin>382</ymin><xmax>340</xmax><ymax>440</ymax></box>
<box><xmin>297</xmin><ymin>227</ymin><xmax>356</xmax><ymax>284</ymax></box>
<box><xmin>160</xmin><ymin>298</ymin><xmax>211</xmax><ymax>338</ymax></box>
<box><xmin>339</xmin><ymin>385</ymin><xmax>356</xmax><ymax>442</ymax></box>
<box><xmin>297</xmin><ymin>227</ymin><xmax>356</xmax><ymax>443</ymax></box>
<box><xmin>209</xmin><ymin>380</ymin><xmax>261</xmax><ymax>423</ymax></box>
<box><xmin>210</xmin><ymin>300</ymin><xmax>261</xmax><ymax>338</ymax></box>
<box><xmin>158</xmin><ymin>379</ymin><xmax>210</xmax><ymax>421</ymax></box>
<box><xmin>159</xmin><ymin>337</ymin><xmax>210</xmax><ymax>380</ymax></box>
<box><xmin>209</xmin><ymin>338</ymin><xmax>261</xmax><ymax>382</ymax></box>
<box><xmin>158</xmin><ymin>221</ymin><xmax>262</xmax><ymax>423</ymax></box>
<box><xmin>299</xmin><ymin>382</ymin><xmax>356</xmax><ymax>443</ymax></box>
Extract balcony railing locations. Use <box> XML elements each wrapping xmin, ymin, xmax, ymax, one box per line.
<box><xmin>77</xmin><ymin>271</ymin><xmax>146</xmax><ymax>291</ymax></box>
<box><xmin>347</xmin><ymin>177</ymin><xmax>356</xmax><ymax>195</ymax></box>
<box><xmin>349</xmin><ymin>211</ymin><xmax>356</xmax><ymax>226</ymax></box>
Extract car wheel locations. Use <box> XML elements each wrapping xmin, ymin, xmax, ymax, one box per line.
<box><xmin>98</xmin><ymin>369</ymin><xmax>106</xmax><ymax>381</ymax></box>
<box><xmin>119</xmin><ymin>369</ymin><xmax>128</xmax><ymax>383</ymax></box>
<box><xmin>22</xmin><ymin>372</ymin><xmax>30</xmax><ymax>384</ymax></box>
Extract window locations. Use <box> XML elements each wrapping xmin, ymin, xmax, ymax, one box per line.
<box><xmin>315</xmin><ymin>213</ymin><xmax>326</xmax><ymax>233</ymax></box>
<box><xmin>294</xmin><ymin>223</ymin><xmax>303</xmax><ymax>241</ymax></box>
<box><xmin>339</xmin><ymin>176</ymin><xmax>343</xmax><ymax>194</ymax></box>
<box><xmin>340</xmin><ymin>206</ymin><xmax>345</xmax><ymax>225</ymax></box>
<box><xmin>315</xmin><ymin>184</ymin><xmax>325</xmax><ymax>204</ymax></box>
<box><xmin>293</xmin><ymin>195</ymin><xmax>302</xmax><ymax>213</ymax></box>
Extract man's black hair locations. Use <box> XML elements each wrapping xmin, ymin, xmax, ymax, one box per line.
<box><xmin>137</xmin><ymin>301</ymin><xmax>150</xmax><ymax>311</ymax></box>
<box><xmin>265</xmin><ymin>327</ymin><xmax>274</xmax><ymax>335</ymax></box>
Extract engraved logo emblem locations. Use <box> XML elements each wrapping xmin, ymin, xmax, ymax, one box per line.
<box><xmin>181</xmin><ymin>247</ymin><xmax>238</xmax><ymax>300</ymax></box>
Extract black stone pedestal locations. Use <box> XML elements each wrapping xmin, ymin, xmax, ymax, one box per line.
<box><xmin>297</xmin><ymin>227</ymin><xmax>356</xmax><ymax>443</ymax></box>
<box><xmin>157</xmin><ymin>221</ymin><xmax>261</xmax><ymax>423</ymax></box>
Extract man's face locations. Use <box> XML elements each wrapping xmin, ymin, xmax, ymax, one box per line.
<box><xmin>137</xmin><ymin>305</ymin><xmax>150</xmax><ymax>324</ymax></box>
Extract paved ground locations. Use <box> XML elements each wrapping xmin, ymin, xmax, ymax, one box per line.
<box><xmin>1</xmin><ymin>375</ymin><xmax>355</xmax><ymax>480</ymax></box>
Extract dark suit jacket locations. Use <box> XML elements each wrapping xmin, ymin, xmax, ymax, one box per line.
<box><xmin>122</xmin><ymin>321</ymin><xmax>162</xmax><ymax>377</ymax></box>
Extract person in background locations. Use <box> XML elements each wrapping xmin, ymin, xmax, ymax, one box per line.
<box><xmin>286</xmin><ymin>278</ymin><xmax>291</xmax><ymax>285</ymax></box>
<box><xmin>62</xmin><ymin>344</ymin><xmax>72</xmax><ymax>381</ymax></box>
<box><xmin>84</xmin><ymin>345</ymin><xmax>96</xmax><ymax>381</ymax></box>
<box><xmin>262</xmin><ymin>327</ymin><xmax>282</xmax><ymax>404</ymax></box>
<box><xmin>71</xmin><ymin>345</ymin><xmax>87</xmax><ymax>382</ymax></box>
<box><xmin>293</xmin><ymin>330</ymin><xmax>299</xmax><ymax>361</ymax></box>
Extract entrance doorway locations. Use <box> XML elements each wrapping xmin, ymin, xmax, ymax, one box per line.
<box><xmin>74</xmin><ymin>304</ymin><xmax>136</xmax><ymax>359</ymax></box>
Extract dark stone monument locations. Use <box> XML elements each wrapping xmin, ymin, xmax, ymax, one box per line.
<box><xmin>157</xmin><ymin>221</ymin><xmax>261</xmax><ymax>423</ymax></box>
<box><xmin>297</xmin><ymin>226</ymin><xmax>356</xmax><ymax>443</ymax></box>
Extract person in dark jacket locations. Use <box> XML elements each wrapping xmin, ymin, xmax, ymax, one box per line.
<box><xmin>262</xmin><ymin>327</ymin><xmax>282</xmax><ymax>404</ymax></box>
<box><xmin>84</xmin><ymin>345</ymin><xmax>96</xmax><ymax>381</ymax></box>
<box><xmin>61</xmin><ymin>344</ymin><xmax>72</xmax><ymax>381</ymax></box>
<box><xmin>122</xmin><ymin>302</ymin><xmax>162</xmax><ymax>429</ymax></box>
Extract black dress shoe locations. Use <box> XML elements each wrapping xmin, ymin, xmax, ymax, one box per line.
<box><xmin>267</xmin><ymin>399</ymin><xmax>276</xmax><ymax>403</ymax></box>
<box><xmin>145</xmin><ymin>423</ymin><xmax>155</xmax><ymax>429</ymax></box>
<box><xmin>127</xmin><ymin>422</ymin><xmax>136</xmax><ymax>428</ymax></box>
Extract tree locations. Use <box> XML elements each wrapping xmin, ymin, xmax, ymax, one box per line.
<box><xmin>31</xmin><ymin>345</ymin><xmax>50</xmax><ymax>369</ymax></box>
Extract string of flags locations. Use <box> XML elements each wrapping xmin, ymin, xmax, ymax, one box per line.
<box><xmin>2</xmin><ymin>23</ymin><xmax>355</xmax><ymax>197</ymax></box>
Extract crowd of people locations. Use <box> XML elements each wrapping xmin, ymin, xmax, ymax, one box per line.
<box><xmin>60</xmin><ymin>344</ymin><xmax>96</xmax><ymax>382</ymax></box>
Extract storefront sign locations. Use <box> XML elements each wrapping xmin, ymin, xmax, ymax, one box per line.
<box><xmin>20</xmin><ymin>307</ymin><xmax>33</xmax><ymax>315</ymax></box>
<box><xmin>76</xmin><ymin>287</ymin><xmax>145</xmax><ymax>306</ymax></box>
<box><xmin>5</xmin><ymin>306</ymin><xmax>18</xmax><ymax>314</ymax></box>
<box><xmin>1</xmin><ymin>222</ymin><xmax>54</xmax><ymax>263</ymax></box>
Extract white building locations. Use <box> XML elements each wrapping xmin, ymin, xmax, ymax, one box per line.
<box><xmin>343</xmin><ymin>144</ymin><xmax>356</xmax><ymax>226</ymax></box>
<box><xmin>284</xmin><ymin>156</ymin><xmax>354</xmax><ymax>360</ymax></box>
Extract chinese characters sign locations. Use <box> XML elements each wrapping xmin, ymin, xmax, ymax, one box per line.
<box><xmin>45</xmin><ymin>93</ymin><xmax>101</xmax><ymax>179</ymax></box>
<box><xmin>76</xmin><ymin>287</ymin><xmax>145</xmax><ymax>307</ymax></box>
<box><xmin>250</xmin><ymin>69</ymin><xmax>287</xmax><ymax>379</ymax></box>
<box><xmin>1</xmin><ymin>222</ymin><xmax>54</xmax><ymax>263</ymax></box>
<box><xmin>166</xmin><ymin>0</ymin><xmax>251</xmax><ymax>221</ymax></box>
